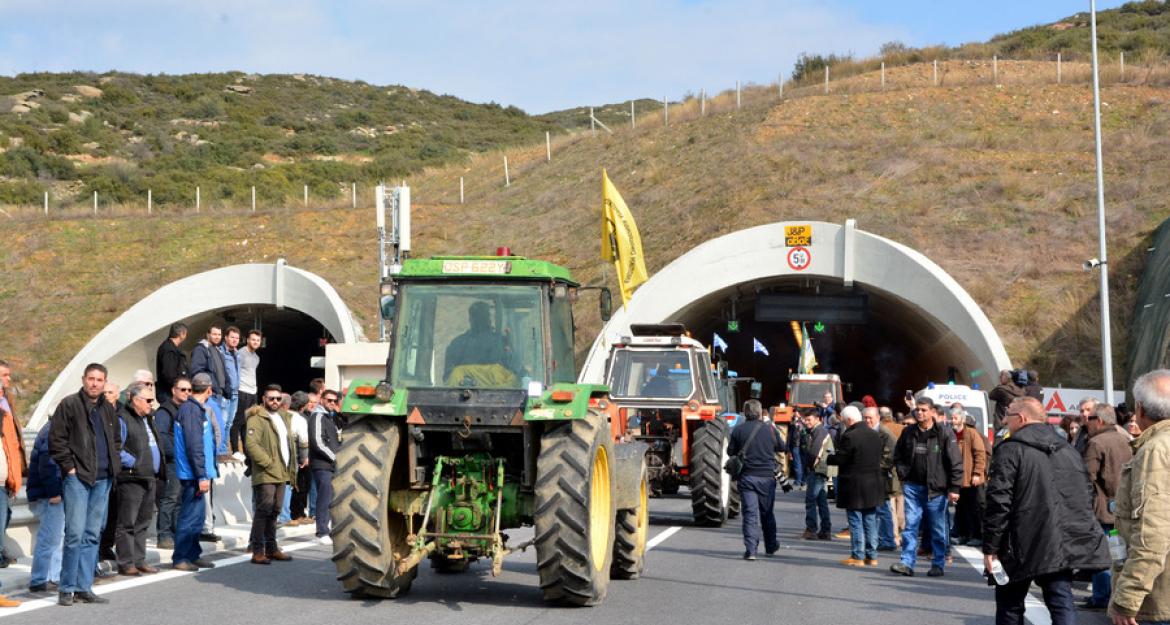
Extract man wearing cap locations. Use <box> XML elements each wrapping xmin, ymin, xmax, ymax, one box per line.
<box><xmin>171</xmin><ymin>373</ymin><xmax>217</xmax><ymax>571</ymax></box>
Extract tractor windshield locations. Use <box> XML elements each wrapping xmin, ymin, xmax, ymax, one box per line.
<box><xmin>390</xmin><ymin>283</ymin><xmax>546</xmax><ymax>390</ymax></box>
<box><xmin>607</xmin><ymin>349</ymin><xmax>695</xmax><ymax>400</ymax></box>
<box><xmin>790</xmin><ymin>381</ymin><xmax>836</xmax><ymax>406</ymax></box>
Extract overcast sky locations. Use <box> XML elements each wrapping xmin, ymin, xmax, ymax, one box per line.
<box><xmin>0</xmin><ymin>1</ymin><xmax>1129</xmax><ymax>113</ymax></box>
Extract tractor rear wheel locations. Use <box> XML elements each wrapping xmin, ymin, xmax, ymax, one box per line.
<box><xmin>534</xmin><ymin>410</ymin><xmax>616</xmax><ymax>606</ymax></box>
<box><xmin>330</xmin><ymin>418</ymin><xmax>417</xmax><ymax>598</ymax></box>
<box><xmin>689</xmin><ymin>418</ymin><xmax>731</xmax><ymax>527</ymax></box>
<box><xmin>611</xmin><ymin>457</ymin><xmax>648</xmax><ymax>580</ymax></box>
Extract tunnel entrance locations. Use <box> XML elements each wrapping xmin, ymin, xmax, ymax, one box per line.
<box><xmin>182</xmin><ymin>305</ymin><xmax>333</xmax><ymax>395</ymax></box>
<box><xmin>673</xmin><ymin>278</ymin><xmax>966</xmax><ymax>409</ymax></box>
<box><xmin>580</xmin><ymin>221</ymin><xmax>1011</xmax><ymax>408</ymax></box>
<box><xmin>30</xmin><ymin>262</ymin><xmax>363</xmax><ymax>430</ymax></box>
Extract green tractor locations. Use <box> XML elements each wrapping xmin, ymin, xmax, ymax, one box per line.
<box><xmin>331</xmin><ymin>252</ymin><xmax>649</xmax><ymax>606</ymax></box>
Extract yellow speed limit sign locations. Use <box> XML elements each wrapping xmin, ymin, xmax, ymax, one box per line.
<box><xmin>785</xmin><ymin>224</ymin><xmax>812</xmax><ymax>247</ymax></box>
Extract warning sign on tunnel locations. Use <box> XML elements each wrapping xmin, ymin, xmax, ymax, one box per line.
<box><xmin>787</xmin><ymin>246</ymin><xmax>811</xmax><ymax>271</ymax></box>
<box><xmin>785</xmin><ymin>224</ymin><xmax>812</xmax><ymax>247</ymax></box>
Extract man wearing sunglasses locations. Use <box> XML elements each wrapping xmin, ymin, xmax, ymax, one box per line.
<box><xmin>153</xmin><ymin>377</ymin><xmax>191</xmax><ymax>550</ymax></box>
<box><xmin>244</xmin><ymin>385</ymin><xmax>298</xmax><ymax>564</ymax></box>
<box><xmin>308</xmin><ymin>390</ymin><xmax>341</xmax><ymax>545</ymax></box>
<box><xmin>983</xmin><ymin>396</ymin><xmax>1110</xmax><ymax>625</ymax></box>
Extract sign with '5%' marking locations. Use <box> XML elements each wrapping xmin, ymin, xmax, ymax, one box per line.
<box><xmin>785</xmin><ymin>224</ymin><xmax>812</xmax><ymax>247</ymax></box>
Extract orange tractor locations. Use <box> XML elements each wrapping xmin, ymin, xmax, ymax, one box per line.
<box><xmin>603</xmin><ymin>324</ymin><xmax>736</xmax><ymax>527</ymax></box>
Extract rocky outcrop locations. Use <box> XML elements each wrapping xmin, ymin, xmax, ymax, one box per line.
<box><xmin>224</xmin><ymin>84</ymin><xmax>254</xmax><ymax>95</ymax></box>
<box><xmin>73</xmin><ymin>85</ymin><xmax>103</xmax><ymax>98</ymax></box>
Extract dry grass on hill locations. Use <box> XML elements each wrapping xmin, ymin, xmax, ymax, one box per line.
<box><xmin>3</xmin><ymin>60</ymin><xmax>1170</xmax><ymax>410</ymax></box>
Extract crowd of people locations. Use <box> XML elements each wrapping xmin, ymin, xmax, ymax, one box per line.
<box><xmin>732</xmin><ymin>368</ymin><xmax>1169</xmax><ymax>625</ymax></box>
<box><xmin>0</xmin><ymin>322</ymin><xmax>344</xmax><ymax>608</ymax></box>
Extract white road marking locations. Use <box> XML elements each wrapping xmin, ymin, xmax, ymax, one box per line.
<box><xmin>646</xmin><ymin>526</ymin><xmax>682</xmax><ymax>551</ymax></box>
<box><xmin>0</xmin><ymin>540</ymin><xmax>320</xmax><ymax>618</ymax></box>
<box><xmin>953</xmin><ymin>545</ymin><xmax>1052</xmax><ymax>625</ymax></box>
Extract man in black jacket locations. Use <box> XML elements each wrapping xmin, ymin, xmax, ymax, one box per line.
<box><xmin>829</xmin><ymin>405</ymin><xmax>886</xmax><ymax>567</ymax></box>
<box><xmin>728</xmin><ymin>400</ymin><xmax>785</xmax><ymax>560</ymax></box>
<box><xmin>152</xmin><ymin>377</ymin><xmax>189</xmax><ymax>550</ymax></box>
<box><xmin>155</xmin><ymin>323</ymin><xmax>188</xmax><ymax>406</ymax></box>
<box><xmin>890</xmin><ymin>397</ymin><xmax>962</xmax><ymax>578</ymax></box>
<box><xmin>114</xmin><ymin>382</ymin><xmax>164</xmax><ymax>576</ymax></box>
<box><xmin>48</xmin><ymin>363</ymin><xmax>121</xmax><ymax>606</ymax></box>
<box><xmin>308</xmin><ymin>389</ymin><xmax>342</xmax><ymax>544</ymax></box>
<box><xmin>983</xmin><ymin>396</ymin><xmax>1110</xmax><ymax>625</ymax></box>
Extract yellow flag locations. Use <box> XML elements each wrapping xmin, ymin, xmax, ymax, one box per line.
<box><xmin>601</xmin><ymin>169</ymin><xmax>649</xmax><ymax>306</ymax></box>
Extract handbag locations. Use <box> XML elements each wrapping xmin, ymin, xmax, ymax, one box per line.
<box><xmin>724</xmin><ymin>421</ymin><xmax>768</xmax><ymax>478</ymax></box>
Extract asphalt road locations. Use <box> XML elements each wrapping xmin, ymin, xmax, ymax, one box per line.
<box><xmin>1</xmin><ymin>490</ymin><xmax>1112</xmax><ymax>625</ymax></box>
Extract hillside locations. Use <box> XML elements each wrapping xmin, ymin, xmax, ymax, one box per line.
<box><xmin>2</xmin><ymin>58</ymin><xmax>1168</xmax><ymax>412</ymax></box>
<box><xmin>0</xmin><ymin>71</ymin><xmax>651</xmax><ymax>209</ymax></box>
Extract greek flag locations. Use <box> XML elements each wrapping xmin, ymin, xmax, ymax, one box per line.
<box><xmin>712</xmin><ymin>332</ymin><xmax>729</xmax><ymax>352</ymax></box>
<box><xmin>752</xmin><ymin>338</ymin><xmax>769</xmax><ymax>356</ymax></box>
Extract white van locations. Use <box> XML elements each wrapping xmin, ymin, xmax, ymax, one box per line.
<box><xmin>917</xmin><ymin>383</ymin><xmax>994</xmax><ymax>443</ymax></box>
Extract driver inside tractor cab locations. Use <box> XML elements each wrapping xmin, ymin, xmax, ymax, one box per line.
<box><xmin>640</xmin><ymin>358</ymin><xmax>691</xmax><ymax>397</ymax></box>
<box><xmin>444</xmin><ymin>301</ymin><xmax>513</xmax><ymax>386</ymax></box>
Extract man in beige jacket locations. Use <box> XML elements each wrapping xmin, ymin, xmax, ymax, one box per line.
<box><xmin>1109</xmin><ymin>370</ymin><xmax>1170</xmax><ymax>625</ymax></box>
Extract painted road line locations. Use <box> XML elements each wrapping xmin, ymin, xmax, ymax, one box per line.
<box><xmin>0</xmin><ymin>539</ymin><xmax>321</xmax><ymax>619</ymax></box>
<box><xmin>953</xmin><ymin>545</ymin><xmax>1051</xmax><ymax>625</ymax></box>
<box><xmin>646</xmin><ymin>526</ymin><xmax>682</xmax><ymax>551</ymax></box>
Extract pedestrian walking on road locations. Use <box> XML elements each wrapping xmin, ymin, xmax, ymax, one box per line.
<box><xmin>1108</xmin><ymin>370</ymin><xmax>1170</xmax><ymax>625</ymax></box>
<box><xmin>245</xmin><ymin>385</ymin><xmax>298</xmax><ymax>564</ymax></box>
<box><xmin>829</xmin><ymin>405</ymin><xmax>886</xmax><ymax>567</ymax></box>
<box><xmin>728</xmin><ymin>400</ymin><xmax>784</xmax><ymax>560</ymax></box>
<box><xmin>1081</xmin><ymin>403</ymin><xmax>1132</xmax><ymax>611</ymax></box>
<box><xmin>988</xmin><ymin>370</ymin><xmax>1023</xmax><ymax>434</ymax></box>
<box><xmin>890</xmin><ymin>397</ymin><xmax>962</xmax><ymax>578</ymax></box>
<box><xmin>48</xmin><ymin>363</ymin><xmax>121</xmax><ymax>606</ymax></box>
<box><xmin>983</xmin><ymin>396</ymin><xmax>1110</xmax><ymax>625</ymax></box>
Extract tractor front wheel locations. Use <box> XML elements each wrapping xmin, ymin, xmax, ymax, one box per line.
<box><xmin>534</xmin><ymin>410</ymin><xmax>616</xmax><ymax>606</ymax></box>
<box><xmin>330</xmin><ymin>418</ymin><xmax>417</xmax><ymax>598</ymax></box>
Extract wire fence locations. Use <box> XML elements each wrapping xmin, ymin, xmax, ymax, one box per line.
<box><xmin>1</xmin><ymin>54</ymin><xmax>1164</xmax><ymax>221</ymax></box>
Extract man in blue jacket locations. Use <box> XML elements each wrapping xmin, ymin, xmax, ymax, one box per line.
<box><xmin>28</xmin><ymin>423</ymin><xmax>64</xmax><ymax>593</ymax></box>
<box><xmin>172</xmin><ymin>373</ymin><xmax>217</xmax><ymax>571</ymax></box>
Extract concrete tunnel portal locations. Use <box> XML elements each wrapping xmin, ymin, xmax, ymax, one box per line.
<box><xmin>580</xmin><ymin>220</ymin><xmax>1012</xmax><ymax>409</ymax></box>
<box><xmin>27</xmin><ymin>260</ymin><xmax>364</xmax><ymax>431</ymax></box>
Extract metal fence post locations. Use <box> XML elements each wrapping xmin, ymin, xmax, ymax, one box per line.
<box><xmin>196</xmin><ymin>186</ymin><xmax>200</xmax><ymax>213</ymax></box>
<box><xmin>546</xmin><ymin>131</ymin><xmax>551</xmax><ymax>161</ymax></box>
<box><xmin>993</xmin><ymin>55</ymin><xmax>998</xmax><ymax>85</ymax></box>
<box><xmin>352</xmin><ymin>182</ymin><xmax>356</xmax><ymax>208</ymax></box>
<box><xmin>1057</xmin><ymin>52</ymin><xmax>1062</xmax><ymax>83</ymax></box>
<box><xmin>43</xmin><ymin>191</ymin><xmax>48</xmax><ymax>216</ymax></box>
<box><xmin>93</xmin><ymin>191</ymin><xmax>97</xmax><ymax>215</ymax></box>
<box><xmin>251</xmin><ymin>186</ymin><xmax>256</xmax><ymax>211</ymax></box>
<box><xmin>459</xmin><ymin>176</ymin><xmax>464</xmax><ymax>204</ymax></box>
<box><xmin>503</xmin><ymin>155</ymin><xmax>510</xmax><ymax>187</ymax></box>
<box><xmin>148</xmin><ymin>189</ymin><xmax>152</xmax><ymax>214</ymax></box>
<box><xmin>736</xmin><ymin>80</ymin><xmax>741</xmax><ymax>110</ymax></box>
<box><xmin>824</xmin><ymin>65</ymin><xmax>830</xmax><ymax>94</ymax></box>
<box><xmin>881</xmin><ymin>61</ymin><xmax>886</xmax><ymax>88</ymax></box>
<box><xmin>663</xmin><ymin>96</ymin><xmax>668</xmax><ymax>127</ymax></box>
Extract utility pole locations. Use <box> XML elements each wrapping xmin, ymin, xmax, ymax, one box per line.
<box><xmin>1089</xmin><ymin>0</ymin><xmax>1115</xmax><ymax>403</ymax></box>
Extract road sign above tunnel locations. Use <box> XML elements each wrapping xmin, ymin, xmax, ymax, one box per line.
<box><xmin>787</xmin><ymin>246</ymin><xmax>811</xmax><ymax>271</ymax></box>
<box><xmin>784</xmin><ymin>224</ymin><xmax>812</xmax><ymax>247</ymax></box>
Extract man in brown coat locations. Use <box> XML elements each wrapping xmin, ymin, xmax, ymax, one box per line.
<box><xmin>950</xmin><ymin>407</ymin><xmax>988</xmax><ymax>547</ymax></box>
<box><xmin>1082</xmin><ymin>403</ymin><xmax>1132</xmax><ymax>610</ymax></box>
<box><xmin>1109</xmin><ymin>370</ymin><xmax>1170</xmax><ymax>625</ymax></box>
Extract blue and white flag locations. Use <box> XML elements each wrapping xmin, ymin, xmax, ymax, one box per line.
<box><xmin>752</xmin><ymin>337</ymin><xmax>769</xmax><ymax>356</ymax></box>
<box><xmin>712</xmin><ymin>332</ymin><xmax>729</xmax><ymax>352</ymax></box>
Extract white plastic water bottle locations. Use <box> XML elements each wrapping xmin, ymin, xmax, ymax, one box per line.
<box><xmin>989</xmin><ymin>558</ymin><xmax>1009</xmax><ymax>585</ymax></box>
<box><xmin>1108</xmin><ymin>529</ymin><xmax>1127</xmax><ymax>563</ymax></box>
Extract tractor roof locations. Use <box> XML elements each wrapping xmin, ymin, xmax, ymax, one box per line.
<box><xmin>395</xmin><ymin>255</ymin><xmax>576</xmax><ymax>284</ymax></box>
